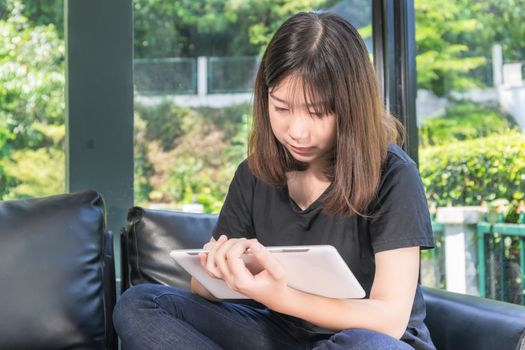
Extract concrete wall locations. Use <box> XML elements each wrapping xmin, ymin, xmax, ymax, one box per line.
<box><xmin>417</xmin><ymin>84</ymin><xmax>525</xmax><ymax>130</ymax></box>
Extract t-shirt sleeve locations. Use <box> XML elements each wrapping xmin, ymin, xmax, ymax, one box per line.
<box><xmin>369</xmin><ymin>161</ymin><xmax>435</xmax><ymax>254</ymax></box>
<box><xmin>212</xmin><ymin>160</ymin><xmax>256</xmax><ymax>240</ymax></box>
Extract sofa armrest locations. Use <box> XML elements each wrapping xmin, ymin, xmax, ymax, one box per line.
<box><xmin>423</xmin><ymin>286</ymin><xmax>525</xmax><ymax>350</ymax></box>
<box><xmin>0</xmin><ymin>191</ymin><xmax>116</xmax><ymax>350</ymax></box>
<box><xmin>103</xmin><ymin>230</ymin><xmax>117</xmax><ymax>350</ymax></box>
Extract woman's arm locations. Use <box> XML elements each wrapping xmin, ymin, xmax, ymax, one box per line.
<box><xmin>209</xmin><ymin>238</ymin><xmax>420</xmax><ymax>339</ymax></box>
<box><xmin>268</xmin><ymin>246</ymin><xmax>420</xmax><ymax>338</ymax></box>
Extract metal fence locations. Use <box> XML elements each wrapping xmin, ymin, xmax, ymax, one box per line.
<box><xmin>207</xmin><ymin>56</ymin><xmax>258</xmax><ymax>94</ymax></box>
<box><xmin>426</xmin><ymin>210</ymin><xmax>525</xmax><ymax>306</ymax></box>
<box><xmin>134</xmin><ymin>56</ymin><xmax>259</xmax><ymax>95</ymax></box>
<box><xmin>133</xmin><ymin>52</ymin><xmax>525</xmax><ymax>96</ymax></box>
<box><xmin>477</xmin><ymin>221</ymin><xmax>525</xmax><ymax>304</ymax></box>
<box><xmin>134</xmin><ymin>57</ymin><xmax>197</xmax><ymax>95</ymax></box>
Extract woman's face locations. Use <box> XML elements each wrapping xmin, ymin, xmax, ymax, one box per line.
<box><xmin>268</xmin><ymin>75</ymin><xmax>337</xmax><ymax>168</ymax></box>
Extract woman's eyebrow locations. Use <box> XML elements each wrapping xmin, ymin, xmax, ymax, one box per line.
<box><xmin>269</xmin><ymin>93</ymin><xmax>288</xmax><ymax>104</ymax></box>
<box><xmin>269</xmin><ymin>93</ymin><xmax>324</xmax><ymax>107</ymax></box>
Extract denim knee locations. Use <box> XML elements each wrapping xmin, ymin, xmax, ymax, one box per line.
<box><xmin>313</xmin><ymin>328</ymin><xmax>413</xmax><ymax>350</ymax></box>
<box><xmin>113</xmin><ymin>284</ymin><xmax>165</xmax><ymax>333</ymax></box>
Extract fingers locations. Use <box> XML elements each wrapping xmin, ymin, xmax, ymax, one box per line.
<box><xmin>224</xmin><ymin>239</ymin><xmax>255</xmax><ymax>286</ymax></box>
<box><xmin>199</xmin><ymin>236</ymin><xmax>216</xmax><ymax>269</ymax></box>
<box><xmin>214</xmin><ymin>237</ymin><xmax>248</xmax><ymax>284</ymax></box>
<box><xmin>249</xmin><ymin>241</ymin><xmax>285</xmax><ymax>281</ymax></box>
<box><xmin>201</xmin><ymin>236</ymin><xmax>286</xmax><ymax>296</ymax></box>
<box><xmin>202</xmin><ymin>236</ymin><xmax>216</xmax><ymax>251</ymax></box>
<box><xmin>198</xmin><ymin>252</ymin><xmax>207</xmax><ymax>268</ymax></box>
<box><xmin>224</xmin><ymin>239</ymin><xmax>287</xmax><ymax>296</ymax></box>
<box><xmin>205</xmin><ymin>237</ymin><xmax>254</xmax><ymax>291</ymax></box>
<box><xmin>205</xmin><ymin>235</ymin><xmax>228</xmax><ymax>278</ymax></box>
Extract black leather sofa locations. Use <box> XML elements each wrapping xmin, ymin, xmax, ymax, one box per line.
<box><xmin>121</xmin><ymin>206</ymin><xmax>525</xmax><ymax>350</ymax></box>
<box><xmin>1</xmin><ymin>191</ymin><xmax>524</xmax><ymax>350</ymax></box>
<box><xmin>0</xmin><ymin>191</ymin><xmax>117</xmax><ymax>350</ymax></box>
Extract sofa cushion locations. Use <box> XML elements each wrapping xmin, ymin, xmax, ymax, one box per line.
<box><xmin>0</xmin><ymin>191</ymin><xmax>116</xmax><ymax>350</ymax></box>
<box><xmin>122</xmin><ymin>207</ymin><xmax>217</xmax><ymax>291</ymax></box>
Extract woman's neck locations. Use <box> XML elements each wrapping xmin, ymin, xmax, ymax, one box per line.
<box><xmin>286</xmin><ymin>168</ymin><xmax>331</xmax><ymax>211</ymax></box>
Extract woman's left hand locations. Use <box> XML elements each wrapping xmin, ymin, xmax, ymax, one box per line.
<box><xmin>210</xmin><ymin>237</ymin><xmax>289</xmax><ymax>305</ymax></box>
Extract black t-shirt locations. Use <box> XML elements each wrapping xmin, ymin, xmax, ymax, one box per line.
<box><xmin>212</xmin><ymin>144</ymin><xmax>435</xmax><ymax>349</ymax></box>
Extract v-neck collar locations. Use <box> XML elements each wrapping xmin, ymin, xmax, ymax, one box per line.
<box><xmin>285</xmin><ymin>182</ymin><xmax>333</xmax><ymax>214</ymax></box>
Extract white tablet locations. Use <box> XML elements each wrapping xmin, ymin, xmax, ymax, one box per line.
<box><xmin>169</xmin><ymin>245</ymin><xmax>365</xmax><ymax>299</ymax></box>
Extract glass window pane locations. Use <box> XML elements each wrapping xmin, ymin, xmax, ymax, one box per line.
<box><xmin>416</xmin><ymin>0</ymin><xmax>525</xmax><ymax>306</ymax></box>
<box><xmin>0</xmin><ymin>0</ymin><xmax>65</xmax><ymax>200</ymax></box>
<box><xmin>133</xmin><ymin>0</ymin><xmax>372</xmax><ymax>214</ymax></box>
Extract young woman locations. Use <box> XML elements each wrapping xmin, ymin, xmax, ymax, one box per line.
<box><xmin>114</xmin><ymin>11</ymin><xmax>435</xmax><ymax>350</ymax></box>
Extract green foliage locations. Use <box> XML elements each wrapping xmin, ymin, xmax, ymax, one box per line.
<box><xmin>419</xmin><ymin>101</ymin><xmax>515</xmax><ymax>147</ymax></box>
<box><xmin>241</xmin><ymin>0</ymin><xmax>338</xmax><ymax>53</ymax></box>
<box><xmin>0</xmin><ymin>118</ymin><xmax>14</xmax><ymax>195</ymax></box>
<box><xmin>419</xmin><ymin>131</ymin><xmax>525</xmax><ymax>223</ymax></box>
<box><xmin>133</xmin><ymin>113</ymin><xmax>155</xmax><ymax>205</ymax></box>
<box><xmin>6</xmin><ymin>0</ymin><xmax>525</xmax><ymax>90</ymax></box>
<box><xmin>473</xmin><ymin>0</ymin><xmax>525</xmax><ymax>61</ymax></box>
<box><xmin>2</xmin><ymin>147</ymin><xmax>64</xmax><ymax>199</ymax></box>
<box><xmin>0</xmin><ymin>0</ymin><xmax>63</xmax><ymax>37</ymax></box>
<box><xmin>134</xmin><ymin>101</ymin><xmax>250</xmax><ymax>213</ymax></box>
<box><xmin>195</xmin><ymin>102</ymin><xmax>250</xmax><ymax>140</ymax></box>
<box><xmin>415</xmin><ymin>0</ymin><xmax>525</xmax><ymax>95</ymax></box>
<box><xmin>0</xmin><ymin>0</ymin><xmax>65</xmax><ymax>199</ymax></box>
<box><xmin>3</xmin><ymin>0</ymin><xmax>524</xmax><ymax>219</ymax></box>
<box><xmin>415</xmin><ymin>0</ymin><xmax>487</xmax><ymax>96</ymax></box>
<box><xmin>134</xmin><ymin>102</ymin><xmax>187</xmax><ymax>151</ymax></box>
<box><xmin>133</xmin><ymin>0</ymin><xmax>337</xmax><ymax>58</ymax></box>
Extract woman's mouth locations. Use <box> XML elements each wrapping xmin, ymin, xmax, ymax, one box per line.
<box><xmin>289</xmin><ymin>145</ymin><xmax>314</xmax><ymax>155</ymax></box>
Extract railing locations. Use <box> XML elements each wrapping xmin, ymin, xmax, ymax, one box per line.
<box><xmin>477</xmin><ymin>221</ymin><xmax>525</xmax><ymax>304</ymax></box>
<box><xmin>425</xmin><ymin>206</ymin><xmax>525</xmax><ymax>306</ymax></box>
<box><xmin>134</xmin><ymin>57</ymin><xmax>197</xmax><ymax>95</ymax></box>
<box><xmin>134</xmin><ymin>56</ymin><xmax>259</xmax><ymax>95</ymax></box>
<box><xmin>207</xmin><ymin>56</ymin><xmax>258</xmax><ymax>93</ymax></box>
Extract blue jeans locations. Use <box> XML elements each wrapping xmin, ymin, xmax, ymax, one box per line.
<box><xmin>113</xmin><ymin>284</ymin><xmax>415</xmax><ymax>350</ymax></box>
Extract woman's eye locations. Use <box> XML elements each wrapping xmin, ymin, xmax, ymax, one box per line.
<box><xmin>274</xmin><ymin>106</ymin><xmax>288</xmax><ymax>112</ymax></box>
<box><xmin>309</xmin><ymin>111</ymin><xmax>325</xmax><ymax>118</ymax></box>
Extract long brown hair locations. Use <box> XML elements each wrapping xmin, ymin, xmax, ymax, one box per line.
<box><xmin>248</xmin><ymin>12</ymin><xmax>403</xmax><ymax>217</ymax></box>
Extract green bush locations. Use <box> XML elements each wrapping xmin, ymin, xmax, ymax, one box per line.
<box><xmin>134</xmin><ymin>101</ymin><xmax>250</xmax><ymax>213</ymax></box>
<box><xmin>419</xmin><ymin>130</ymin><xmax>525</xmax><ymax>222</ymax></box>
<box><xmin>419</xmin><ymin>101</ymin><xmax>515</xmax><ymax>147</ymax></box>
<box><xmin>135</xmin><ymin>101</ymin><xmax>188</xmax><ymax>151</ymax></box>
<box><xmin>195</xmin><ymin>102</ymin><xmax>251</xmax><ymax>140</ymax></box>
<box><xmin>2</xmin><ymin>147</ymin><xmax>64</xmax><ymax>199</ymax></box>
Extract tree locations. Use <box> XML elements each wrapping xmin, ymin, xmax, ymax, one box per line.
<box><xmin>474</xmin><ymin>0</ymin><xmax>525</xmax><ymax>61</ymax></box>
<box><xmin>133</xmin><ymin>0</ymin><xmax>339</xmax><ymax>58</ymax></box>
<box><xmin>415</xmin><ymin>0</ymin><xmax>487</xmax><ymax>96</ymax></box>
<box><xmin>0</xmin><ymin>0</ymin><xmax>63</xmax><ymax>37</ymax></box>
<box><xmin>0</xmin><ymin>0</ymin><xmax>65</xmax><ymax>199</ymax></box>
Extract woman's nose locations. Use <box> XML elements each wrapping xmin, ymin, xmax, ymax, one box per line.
<box><xmin>288</xmin><ymin>114</ymin><xmax>310</xmax><ymax>142</ymax></box>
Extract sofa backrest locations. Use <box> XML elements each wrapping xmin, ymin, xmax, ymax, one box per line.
<box><xmin>0</xmin><ymin>191</ymin><xmax>116</xmax><ymax>350</ymax></box>
<box><xmin>122</xmin><ymin>206</ymin><xmax>217</xmax><ymax>291</ymax></box>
